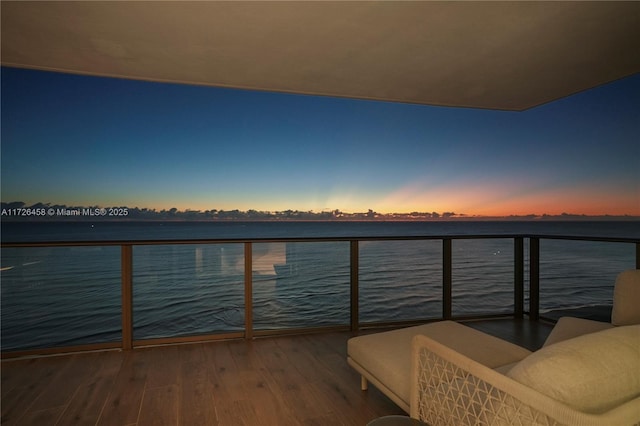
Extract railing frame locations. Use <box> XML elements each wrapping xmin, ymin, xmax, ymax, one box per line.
<box><xmin>442</xmin><ymin>238</ymin><xmax>453</xmax><ymax>320</ymax></box>
<box><xmin>244</xmin><ymin>242</ymin><xmax>253</xmax><ymax>339</ymax></box>
<box><xmin>529</xmin><ymin>237</ymin><xmax>540</xmax><ymax>321</ymax></box>
<box><xmin>121</xmin><ymin>244</ymin><xmax>133</xmax><ymax>350</ymax></box>
<box><xmin>350</xmin><ymin>240</ymin><xmax>359</xmax><ymax>332</ymax></box>
<box><xmin>1</xmin><ymin>233</ymin><xmax>638</xmax><ymax>358</ymax></box>
<box><xmin>514</xmin><ymin>237</ymin><xmax>524</xmax><ymax>319</ymax></box>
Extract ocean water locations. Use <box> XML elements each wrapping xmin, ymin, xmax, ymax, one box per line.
<box><xmin>1</xmin><ymin>220</ymin><xmax>638</xmax><ymax>351</ymax></box>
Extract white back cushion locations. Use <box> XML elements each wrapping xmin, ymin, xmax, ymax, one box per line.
<box><xmin>612</xmin><ymin>269</ymin><xmax>640</xmax><ymax>326</ymax></box>
<box><xmin>507</xmin><ymin>325</ymin><xmax>640</xmax><ymax>414</ymax></box>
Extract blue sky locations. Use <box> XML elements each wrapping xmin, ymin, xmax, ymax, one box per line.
<box><xmin>1</xmin><ymin>67</ymin><xmax>638</xmax><ymax>216</ymax></box>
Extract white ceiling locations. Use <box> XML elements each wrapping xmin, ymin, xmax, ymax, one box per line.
<box><xmin>2</xmin><ymin>1</ymin><xmax>639</xmax><ymax>111</ymax></box>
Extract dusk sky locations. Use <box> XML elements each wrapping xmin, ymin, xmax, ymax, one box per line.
<box><xmin>1</xmin><ymin>67</ymin><xmax>638</xmax><ymax>217</ymax></box>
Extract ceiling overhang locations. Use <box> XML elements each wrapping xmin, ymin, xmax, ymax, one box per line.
<box><xmin>2</xmin><ymin>1</ymin><xmax>639</xmax><ymax>111</ymax></box>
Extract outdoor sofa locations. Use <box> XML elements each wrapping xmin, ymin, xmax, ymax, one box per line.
<box><xmin>347</xmin><ymin>269</ymin><xmax>640</xmax><ymax>425</ymax></box>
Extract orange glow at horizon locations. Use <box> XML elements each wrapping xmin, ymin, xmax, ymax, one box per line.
<box><xmin>31</xmin><ymin>196</ymin><xmax>639</xmax><ymax>218</ymax></box>
<box><xmin>47</xmin><ymin>179</ymin><xmax>639</xmax><ymax>218</ymax></box>
<box><xmin>371</xmin><ymin>180</ymin><xmax>639</xmax><ymax>217</ymax></box>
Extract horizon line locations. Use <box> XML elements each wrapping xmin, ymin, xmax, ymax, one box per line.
<box><xmin>1</xmin><ymin>201</ymin><xmax>639</xmax><ymax>221</ymax></box>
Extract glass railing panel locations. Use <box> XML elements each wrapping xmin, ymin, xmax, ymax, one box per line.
<box><xmin>538</xmin><ymin>240</ymin><xmax>635</xmax><ymax>321</ymax></box>
<box><xmin>0</xmin><ymin>246</ymin><xmax>121</xmax><ymax>351</ymax></box>
<box><xmin>132</xmin><ymin>244</ymin><xmax>245</xmax><ymax>340</ymax></box>
<box><xmin>252</xmin><ymin>242</ymin><xmax>350</xmax><ymax>330</ymax></box>
<box><xmin>359</xmin><ymin>240</ymin><xmax>442</xmax><ymax>323</ymax></box>
<box><xmin>452</xmin><ymin>238</ymin><xmax>514</xmax><ymax>316</ymax></box>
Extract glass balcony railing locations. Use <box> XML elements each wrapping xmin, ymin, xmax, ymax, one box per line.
<box><xmin>359</xmin><ymin>240</ymin><xmax>442</xmax><ymax>323</ymax></box>
<box><xmin>252</xmin><ymin>241</ymin><xmax>351</xmax><ymax>331</ymax></box>
<box><xmin>1</xmin><ymin>234</ymin><xmax>638</xmax><ymax>357</ymax></box>
<box><xmin>538</xmin><ymin>238</ymin><xmax>637</xmax><ymax>320</ymax></box>
<box><xmin>1</xmin><ymin>246</ymin><xmax>122</xmax><ymax>351</ymax></box>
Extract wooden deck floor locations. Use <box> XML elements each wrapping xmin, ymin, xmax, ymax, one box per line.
<box><xmin>1</xmin><ymin>319</ymin><xmax>553</xmax><ymax>426</ymax></box>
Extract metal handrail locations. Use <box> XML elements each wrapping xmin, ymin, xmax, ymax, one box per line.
<box><xmin>2</xmin><ymin>233</ymin><xmax>637</xmax><ymax>247</ymax></box>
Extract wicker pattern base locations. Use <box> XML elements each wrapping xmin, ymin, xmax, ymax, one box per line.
<box><xmin>410</xmin><ymin>334</ymin><xmax>640</xmax><ymax>426</ymax></box>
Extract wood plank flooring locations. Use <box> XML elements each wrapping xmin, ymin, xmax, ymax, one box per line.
<box><xmin>1</xmin><ymin>319</ymin><xmax>552</xmax><ymax>426</ymax></box>
<box><xmin>1</xmin><ymin>332</ymin><xmax>403</xmax><ymax>426</ymax></box>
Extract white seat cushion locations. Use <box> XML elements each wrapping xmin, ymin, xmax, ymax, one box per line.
<box><xmin>348</xmin><ymin>321</ymin><xmax>531</xmax><ymax>406</ymax></box>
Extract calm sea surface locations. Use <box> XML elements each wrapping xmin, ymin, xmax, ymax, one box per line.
<box><xmin>1</xmin><ymin>220</ymin><xmax>638</xmax><ymax>351</ymax></box>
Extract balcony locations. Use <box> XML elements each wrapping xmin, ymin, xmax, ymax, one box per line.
<box><xmin>1</xmin><ymin>233</ymin><xmax>638</xmax><ymax>424</ymax></box>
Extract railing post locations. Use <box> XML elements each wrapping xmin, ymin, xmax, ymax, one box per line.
<box><xmin>121</xmin><ymin>244</ymin><xmax>133</xmax><ymax>350</ymax></box>
<box><xmin>514</xmin><ymin>237</ymin><xmax>524</xmax><ymax>319</ymax></box>
<box><xmin>443</xmin><ymin>238</ymin><xmax>452</xmax><ymax>319</ymax></box>
<box><xmin>529</xmin><ymin>237</ymin><xmax>540</xmax><ymax>321</ymax></box>
<box><xmin>350</xmin><ymin>240</ymin><xmax>359</xmax><ymax>332</ymax></box>
<box><xmin>244</xmin><ymin>242</ymin><xmax>253</xmax><ymax>339</ymax></box>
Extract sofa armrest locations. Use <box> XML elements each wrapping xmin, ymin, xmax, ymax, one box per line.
<box><xmin>409</xmin><ymin>333</ymin><xmax>640</xmax><ymax>426</ymax></box>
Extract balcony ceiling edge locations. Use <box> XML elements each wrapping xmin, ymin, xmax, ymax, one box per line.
<box><xmin>2</xmin><ymin>1</ymin><xmax>639</xmax><ymax>111</ymax></box>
